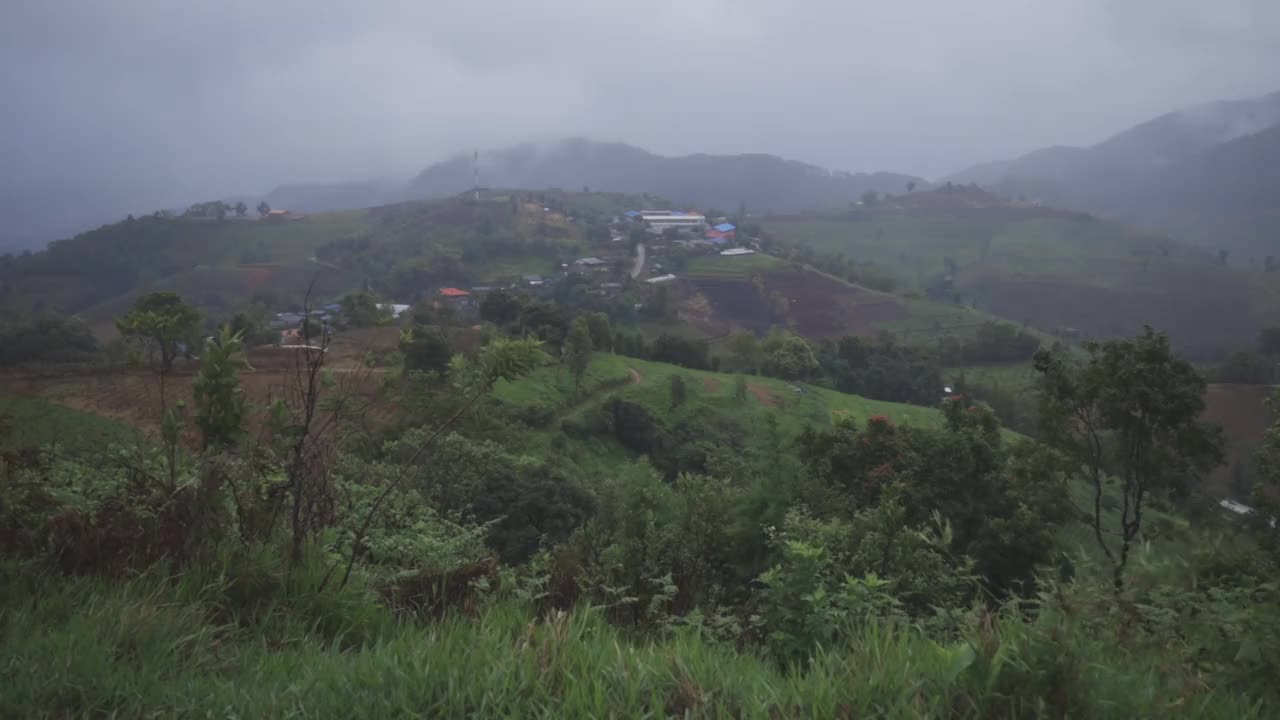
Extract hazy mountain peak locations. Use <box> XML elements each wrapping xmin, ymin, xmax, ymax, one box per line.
<box><xmin>409</xmin><ymin>138</ymin><xmax>924</xmax><ymax>213</ymax></box>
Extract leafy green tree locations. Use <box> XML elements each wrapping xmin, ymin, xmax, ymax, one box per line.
<box><xmin>860</xmin><ymin>190</ymin><xmax>879</xmax><ymax>206</ymax></box>
<box><xmin>479</xmin><ymin>289</ymin><xmax>522</xmax><ymax>327</ymax></box>
<box><xmin>193</xmin><ymin>326</ymin><xmax>247</xmax><ymax>450</ymax></box>
<box><xmin>763</xmin><ymin>334</ymin><xmax>818</xmax><ymax>380</ymax></box>
<box><xmin>234</xmin><ymin>201</ymin><xmax>248</xmax><ymax>217</ymax></box>
<box><xmin>727</xmin><ymin>331</ymin><xmax>761</xmax><ymax>371</ymax></box>
<box><xmin>734</xmin><ymin>375</ymin><xmax>748</xmax><ymax>402</ymax></box>
<box><xmin>115</xmin><ymin>292</ymin><xmax>200</xmax><ymax>374</ymax></box>
<box><xmin>1034</xmin><ymin>328</ymin><xmax>1224</xmax><ymax>591</ymax></box>
<box><xmin>257</xmin><ymin>201</ymin><xmax>271</xmax><ymax>217</ymax></box>
<box><xmin>0</xmin><ymin>315</ymin><xmax>100</xmax><ymax>366</ymax></box>
<box><xmin>650</xmin><ymin>334</ymin><xmax>710</xmax><ymax>370</ymax></box>
<box><xmin>401</xmin><ymin>327</ymin><xmax>453</xmax><ymax>377</ymax></box>
<box><xmin>564</xmin><ymin>317</ymin><xmax>594</xmax><ymax>393</ymax></box>
<box><xmin>584</xmin><ymin>312</ymin><xmax>613</xmax><ymax>352</ymax></box>
<box><xmin>669</xmin><ymin>374</ymin><xmax>688</xmax><ymax>409</ymax></box>
<box><xmin>340</xmin><ymin>292</ymin><xmax>390</xmax><ymax>327</ymax></box>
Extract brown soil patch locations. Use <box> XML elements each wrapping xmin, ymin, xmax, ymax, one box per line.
<box><xmin>0</xmin><ymin>354</ymin><xmax>395</xmax><ymax>449</ymax></box>
<box><xmin>748</xmin><ymin>383</ymin><xmax>779</xmax><ymax>407</ymax></box>
<box><xmin>702</xmin><ymin>377</ymin><xmax>721</xmax><ymax>393</ymax></box>
<box><xmin>1202</xmin><ymin>384</ymin><xmax>1276</xmax><ymax>498</ymax></box>
<box><xmin>686</xmin><ymin>268</ymin><xmax>910</xmax><ymax>340</ymax></box>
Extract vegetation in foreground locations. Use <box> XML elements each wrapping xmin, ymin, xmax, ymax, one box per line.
<box><xmin>2</xmin><ymin>289</ymin><xmax>1280</xmax><ymax>717</ymax></box>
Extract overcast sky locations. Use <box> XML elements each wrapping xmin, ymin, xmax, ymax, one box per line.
<box><xmin>3</xmin><ymin>0</ymin><xmax>1280</xmax><ymax>208</ymax></box>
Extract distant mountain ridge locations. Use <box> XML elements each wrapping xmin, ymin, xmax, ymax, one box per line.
<box><xmin>408</xmin><ymin>138</ymin><xmax>925</xmax><ymax>214</ymax></box>
<box><xmin>948</xmin><ymin>90</ymin><xmax>1280</xmax><ymax>256</ymax></box>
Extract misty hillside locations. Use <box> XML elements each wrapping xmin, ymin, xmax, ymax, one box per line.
<box><xmin>949</xmin><ymin>90</ymin><xmax>1280</xmax><ymax>255</ymax></box>
<box><xmin>409</xmin><ymin>138</ymin><xmax>924</xmax><ymax>214</ymax></box>
<box><xmin>258</xmin><ymin>179</ymin><xmax>407</xmax><ymax>215</ymax></box>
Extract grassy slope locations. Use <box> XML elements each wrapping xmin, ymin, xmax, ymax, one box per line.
<box><xmin>496</xmin><ymin>354</ymin><xmax>943</xmax><ymax>431</ymax></box>
<box><xmin>762</xmin><ymin>211</ymin><xmax>1274</xmax><ymax>357</ymax></box>
<box><xmin>761</xmin><ymin>214</ymin><xmax>1205</xmax><ymax>292</ymax></box>
<box><xmin>0</xmin><ymin>394</ymin><xmax>137</xmax><ymax>453</ymax></box>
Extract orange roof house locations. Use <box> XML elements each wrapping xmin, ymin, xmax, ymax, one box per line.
<box><xmin>438</xmin><ymin>287</ymin><xmax>471</xmax><ymax>297</ymax></box>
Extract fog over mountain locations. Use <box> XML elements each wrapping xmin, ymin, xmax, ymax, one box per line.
<box><xmin>3</xmin><ymin>0</ymin><xmax>1279</xmax><ymax>250</ymax></box>
<box><xmin>949</xmin><ymin>91</ymin><xmax>1280</xmax><ymax>255</ymax></box>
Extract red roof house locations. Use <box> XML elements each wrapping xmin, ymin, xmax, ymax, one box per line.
<box><xmin>438</xmin><ymin>287</ymin><xmax>471</xmax><ymax>298</ymax></box>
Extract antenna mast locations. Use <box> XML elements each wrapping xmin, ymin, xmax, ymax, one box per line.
<box><xmin>473</xmin><ymin>150</ymin><xmax>479</xmax><ymax>202</ymax></box>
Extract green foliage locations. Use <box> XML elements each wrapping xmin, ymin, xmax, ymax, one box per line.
<box><xmin>0</xmin><ymin>396</ymin><xmax>136</xmax><ymax>453</ymax></box>
<box><xmin>669</xmin><ymin>373</ymin><xmax>688</xmax><ymax>409</ymax></box>
<box><xmin>650</xmin><ymin>334</ymin><xmax>710</xmax><ymax>369</ymax></box>
<box><xmin>1035</xmin><ymin>327</ymin><xmax>1225</xmax><ymax>589</ymax></box>
<box><xmin>583</xmin><ymin>311</ymin><xmax>613</xmax><ymax>352</ymax></box>
<box><xmin>563</xmin><ymin>317</ymin><xmax>594</xmax><ymax>393</ymax></box>
<box><xmin>937</xmin><ymin>321</ymin><xmax>1041</xmax><ymax>365</ymax></box>
<box><xmin>479</xmin><ymin>288</ymin><xmax>523</xmax><ymax>327</ymax></box>
<box><xmin>753</xmin><ymin>538</ymin><xmax>904</xmax><ymax>664</ymax></box>
<box><xmin>400</xmin><ymin>326</ymin><xmax>453</xmax><ymax>377</ymax></box>
<box><xmin>761</xmin><ymin>333</ymin><xmax>818</xmax><ymax>380</ymax></box>
<box><xmin>192</xmin><ymin>326</ymin><xmax>247</xmax><ymax>450</ymax></box>
<box><xmin>339</xmin><ymin>291</ymin><xmax>392</xmax><ymax>327</ymax></box>
<box><xmin>0</xmin><ymin>315</ymin><xmax>100</xmax><ymax>366</ymax></box>
<box><xmin>115</xmin><ymin>292</ymin><xmax>201</xmax><ymax>373</ymax></box>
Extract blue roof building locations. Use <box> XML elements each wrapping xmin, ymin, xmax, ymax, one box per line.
<box><xmin>714</xmin><ymin>223</ymin><xmax>736</xmax><ymax>233</ymax></box>
<box><xmin>624</xmin><ymin>210</ymin><xmax>642</xmax><ymax>218</ymax></box>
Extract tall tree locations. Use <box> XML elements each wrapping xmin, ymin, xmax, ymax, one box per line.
<box><xmin>564</xmin><ymin>317</ymin><xmax>594</xmax><ymax>393</ymax></box>
<box><xmin>584</xmin><ymin>312</ymin><xmax>613</xmax><ymax>352</ymax></box>
<box><xmin>115</xmin><ymin>292</ymin><xmax>201</xmax><ymax>374</ymax></box>
<box><xmin>234</xmin><ymin>201</ymin><xmax>248</xmax><ymax>217</ymax></box>
<box><xmin>257</xmin><ymin>201</ymin><xmax>271</xmax><ymax>217</ymax></box>
<box><xmin>401</xmin><ymin>327</ymin><xmax>453</xmax><ymax>378</ymax></box>
<box><xmin>727</xmin><ymin>331</ymin><xmax>761</xmax><ymax>371</ymax></box>
<box><xmin>479</xmin><ymin>289</ymin><xmax>523</xmax><ymax>327</ymax></box>
<box><xmin>1033</xmin><ymin>328</ymin><xmax>1223</xmax><ymax>591</ymax></box>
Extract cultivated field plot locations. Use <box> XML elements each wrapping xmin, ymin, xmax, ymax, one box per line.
<box><xmin>762</xmin><ymin>271</ymin><xmax>909</xmax><ymax>337</ymax></box>
<box><xmin>1202</xmin><ymin>383</ymin><xmax>1277</xmax><ymax>498</ymax></box>
<box><xmin>0</xmin><ymin>329</ymin><xmax>405</xmax><ymax>447</ymax></box>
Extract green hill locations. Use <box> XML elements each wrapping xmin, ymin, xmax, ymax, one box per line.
<box><xmin>762</xmin><ymin>188</ymin><xmax>1273</xmax><ymax>357</ymax></box>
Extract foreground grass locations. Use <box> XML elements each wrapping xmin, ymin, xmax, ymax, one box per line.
<box><xmin>0</xmin><ymin>556</ymin><xmax>1264</xmax><ymax>719</ymax></box>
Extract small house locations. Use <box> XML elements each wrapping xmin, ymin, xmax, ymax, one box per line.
<box><xmin>645</xmin><ymin>274</ymin><xmax>677</xmax><ymax>284</ymax></box>
<box><xmin>438</xmin><ymin>288</ymin><xmax>471</xmax><ymax>299</ymax></box>
<box><xmin>720</xmin><ymin>247</ymin><xmax>755</xmax><ymax>256</ymax></box>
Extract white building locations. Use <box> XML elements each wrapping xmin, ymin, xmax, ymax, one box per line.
<box><xmin>645</xmin><ymin>274</ymin><xmax>677</xmax><ymax>284</ymax></box>
<box><xmin>720</xmin><ymin>248</ymin><xmax>756</xmax><ymax>256</ymax></box>
<box><xmin>639</xmin><ymin>210</ymin><xmax>707</xmax><ymax>232</ymax></box>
